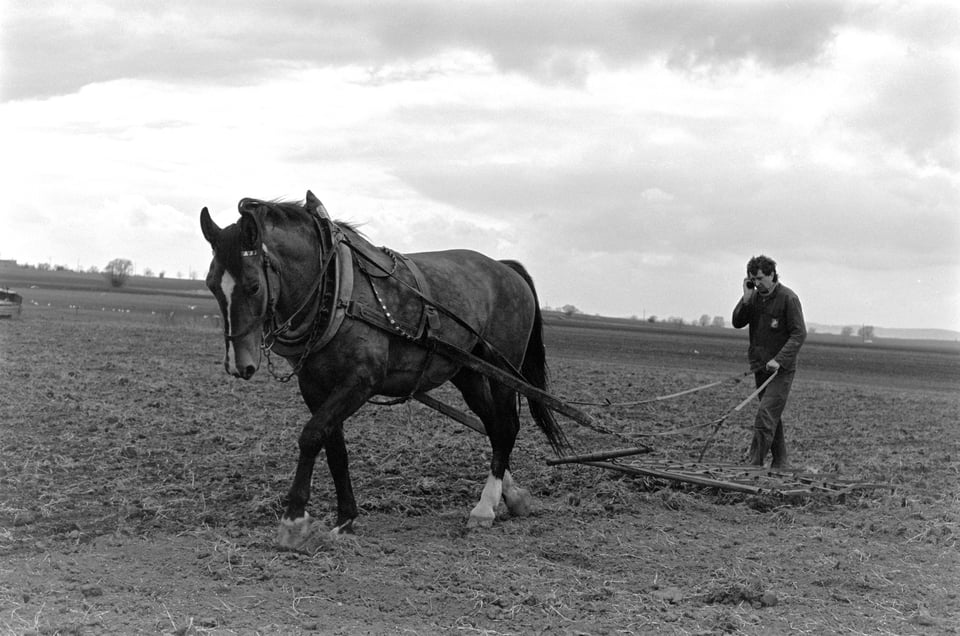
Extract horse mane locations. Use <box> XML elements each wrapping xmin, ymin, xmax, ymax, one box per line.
<box><xmin>241</xmin><ymin>197</ymin><xmax>364</xmax><ymax>237</ymax></box>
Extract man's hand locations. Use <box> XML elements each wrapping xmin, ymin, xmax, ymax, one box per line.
<box><xmin>766</xmin><ymin>359</ymin><xmax>781</xmax><ymax>372</ymax></box>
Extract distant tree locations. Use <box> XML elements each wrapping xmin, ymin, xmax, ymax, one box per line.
<box><xmin>143</xmin><ymin>268</ymin><xmax>154</xmax><ymax>277</ymax></box>
<box><xmin>158</xmin><ymin>271</ymin><xmax>165</xmax><ymax>279</ymax></box>
<box><xmin>858</xmin><ymin>325</ymin><xmax>875</xmax><ymax>340</ymax></box>
<box><xmin>561</xmin><ymin>304</ymin><xmax>580</xmax><ymax>317</ymax></box>
<box><xmin>647</xmin><ymin>315</ymin><xmax>658</xmax><ymax>323</ymax></box>
<box><xmin>841</xmin><ymin>326</ymin><xmax>854</xmax><ymax>338</ymax></box>
<box><xmin>711</xmin><ymin>316</ymin><xmax>725</xmax><ymax>328</ymax></box>
<box><xmin>104</xmin><ymin>258</ymin><xmax>134</xmax><ymax>288</ymax></box>
<box><xmin>87</xmin><ymin>265</ymin><xmax>100</xmax><ymax>274</ymax></box>
<box><xmin>698</xmin><ymin>314</ymin><xmax>711</xmax><ymax>327</ymax></box>
<box><xmin>37</xmin><ymin>263</ymin><xmax>51</xmax><ymax>271</ymax></box>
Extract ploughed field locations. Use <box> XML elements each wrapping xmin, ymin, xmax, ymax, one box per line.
<box><xmin>1</xmin><ymin>297</ymin><xmax>958</xmax><ymax>635</ymax></box>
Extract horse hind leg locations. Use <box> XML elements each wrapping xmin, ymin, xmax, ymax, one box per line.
<box><xmin>472</xmin><ymin>468</ymin><xmax>532</xmax><ymax>523</ymax></box>
<box><xmin>501</xmin><ymin>469</ymin><xmax>531</xmax><ymax>517</ymax></box>
<box><xmin>469</xmin><ymin>472</ymin><xmax>503</xmax><ymax>528</ymax></box>
<box><xmin>454</xmin><ymin>372</ymin><xmax>529</xmax><ymax>527</ymax></box>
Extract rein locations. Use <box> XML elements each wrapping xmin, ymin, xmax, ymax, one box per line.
<box><xmin>567</xmin><ymin>368</ymin><xmax>758</xmax><ymax>407</ymax></box>
<box><xmin>697</xmin><ymin>368</ymin><xmax>779</xmax><ymax>460</ymax></box>
<box><xmin>225</xmin><ymin>249</ymin><xmax>277</xmax><ymax>343</ymax></box>
<box><xmin>239</xmin><ymin>206</ymin><xmax>771</xmax><ymax>450</ymax></box>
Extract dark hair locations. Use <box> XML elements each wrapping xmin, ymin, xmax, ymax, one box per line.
<box><xmin>747</xmin><ymin>255</ymin><xmax>779</xmax><ymax>282</ymax></box>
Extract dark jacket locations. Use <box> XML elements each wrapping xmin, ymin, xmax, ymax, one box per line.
<box><xmin>732</xmin><ymin>283</ymin><xmax>806</xmax><ymax>371</ymax></box>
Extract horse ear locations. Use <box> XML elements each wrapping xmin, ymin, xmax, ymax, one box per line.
<box><xmin>305</xmin><ymin>190</ymin><xmax>330</xmax><ymax>218</ymax></box>
<box><xmin>200</xmin><ymin>207</ymin><xmax>221</xmax><ymax>244</ymax></box>
<box><xmin>239</xmin><ymin>213</ymin><xmax>259</xmax><ymax>252</ymax></box>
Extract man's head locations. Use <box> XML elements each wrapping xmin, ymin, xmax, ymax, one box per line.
<box><xmin>747</xmin><ymin>255</ymin><xmax>779</xmax><ymax>295</ymax></box>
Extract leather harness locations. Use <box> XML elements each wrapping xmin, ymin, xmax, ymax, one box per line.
<box><xmin>244</xmin><ymin>201</ymin><xmax>608</xmax><ymax>436</ymax></box>
<box><xmin>253</xmin><ymin>201</ymin><xmax>444</xmax><ymax>383</ymax></box>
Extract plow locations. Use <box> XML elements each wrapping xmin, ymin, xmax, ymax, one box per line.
<box><xmin>405</xmin><ymin>338</ymin><xmax>889</xmax><ymax>501</ymax></box>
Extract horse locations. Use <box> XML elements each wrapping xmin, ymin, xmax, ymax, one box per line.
<box><xmin>199</xmin><ymin>191</ymin><xmax>569</xmax><ymax>549</ymax></box>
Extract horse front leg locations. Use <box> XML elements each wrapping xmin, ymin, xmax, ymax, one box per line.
<box><xmin>323</xmin><ymin>426</ymin><xmax>356</xmax><ymax>533</ymax></box>
<box><xmin>278</xmin><ymin>385</ymin><xmax>369</xmax><ymax>550</ymax></box>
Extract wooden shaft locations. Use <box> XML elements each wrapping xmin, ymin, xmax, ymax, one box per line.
<box><xmin>412</xmin><ymin>392</ymin><xmax>486</xmax><ymax>434</ymax></box>
<box><xmin>546</xmin><ymin>446</ymin><xmax>653</xmax><ymax>465</ymax></box>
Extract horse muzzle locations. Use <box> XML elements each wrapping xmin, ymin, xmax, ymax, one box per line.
<box><xmin>228</xmin><ymin>361</ymin><xmax>258</xmax><ymax>380</ymax></box>
<box><xmin>224</xmin><ymin>338</ymin><xmax>261</xmax><ymax>380</ymax></box>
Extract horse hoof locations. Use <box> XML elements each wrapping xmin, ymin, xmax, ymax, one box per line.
<box><xmin>330</xmin><ymin>518</ymin><xmax>355</xmax><ymax>536</ymax></box>
<box><xmin>277</xmin><ymin>514</ymin><xmax>317</xmax><ymax>552</ymax></box>
<box><xmin>504</xmin><ymin>488</ymin><xmax>532</xmax><ymax>517</ymax></box>
<box><xmin>506</xmin><ymin>498</ymin><xmax>531</xmax><ymax>517</ymax></box>
<box><xmin>467</xmin><ymin>515</ymin><xmax>495</xmax><ymax>529</ymax></box>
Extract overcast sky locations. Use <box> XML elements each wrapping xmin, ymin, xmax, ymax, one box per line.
<box><xmin>2</xmin><ymin>1</ymin><xmax>958</xmax><ymax>331</ymax></box>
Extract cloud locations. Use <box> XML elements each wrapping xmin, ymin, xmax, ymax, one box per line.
<box><xmin>858</xmin><ymin>1</ymin><xmax>960</xmax><ymax>49</ymax></box>
<box><xmin>860</xmin><ymin>54</ymin><xmax>960</xmax><ymax>169</ymax></box>
<box><xmin>346</xmin><ymin>1</ymin><xmax>851</xmax><ymax>79</ymax></box>
<box><xmin>2</xmin><ymin>1</ymin><xmax>852</xmax><ymax>101</ymax></box>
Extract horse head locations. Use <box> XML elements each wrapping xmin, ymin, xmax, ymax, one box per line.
<box><xmin>200</xmin><ymin>202</ymin><xmax>278</xmax><ymax>379</ymax></box>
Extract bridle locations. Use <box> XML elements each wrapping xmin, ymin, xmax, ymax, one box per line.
<box><xmin>222</xmin><ymin>247</ymin><xmax>280</xmax><ymax>343</ymax></box>
<box><xmin>223</xmin><ymin>200</ymin><xmax>345</xmax><ymax>379</ymax></box>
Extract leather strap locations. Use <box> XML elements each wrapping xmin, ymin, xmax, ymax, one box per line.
<box><xmin>396</xmin><ymin>254</ymin><xmax>441</xmax><ymax>335</ymax></box>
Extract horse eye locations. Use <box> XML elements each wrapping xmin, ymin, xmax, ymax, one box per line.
<box><xmin>246</xmin><ymin>281</ymin><xmax>261</xmax><ymax>295</ymax></box>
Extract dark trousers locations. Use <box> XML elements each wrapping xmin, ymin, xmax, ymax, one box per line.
<box><xmin>748</xmin><ymin>368</ymin><xmax>795</xmax><ymax>467</ymax></box>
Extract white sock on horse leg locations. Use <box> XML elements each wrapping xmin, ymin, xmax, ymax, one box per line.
<box><xmin>468</xmin><ymin>472</ymin><xmax>502</xmax><ymax>527</ymax></box>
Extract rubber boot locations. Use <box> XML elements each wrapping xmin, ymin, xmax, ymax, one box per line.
<box><xmin>748</xmin><ymin>429</ymin><xmax>772</xmax><ymax>466</ymax></box>
<box><xmin>770</xmin><ymin>421</ymin><xmax>789</xmax><ymax>469</ymax></box>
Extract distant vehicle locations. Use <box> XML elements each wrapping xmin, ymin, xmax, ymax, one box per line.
<box><xmin>0</xmin><ymin>288</ymin><xmax>23</xmax><ymax>318</ymax></box>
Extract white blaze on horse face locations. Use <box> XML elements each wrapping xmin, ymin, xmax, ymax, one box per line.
<box><xmin>219</xmin><ymin>270</ymin><xmax>238</xmax><ymax>374</ymax></box>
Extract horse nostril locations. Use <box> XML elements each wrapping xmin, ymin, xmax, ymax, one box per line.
<box><xmin>241</xmin><ymin>365</ymin><xmax>257</xmax><ymax>380</ymax></box>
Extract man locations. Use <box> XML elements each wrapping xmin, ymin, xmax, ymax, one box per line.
<box><xmin>732</xmin><ymin>255</ymin><xmax>806</xmax><ymax>469</ymax></box>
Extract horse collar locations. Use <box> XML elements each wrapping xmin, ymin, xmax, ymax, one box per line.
<box><xmin>261</xmin><ymin>216</ymin><xmax>345</xmax><ymax>366</ymax></box>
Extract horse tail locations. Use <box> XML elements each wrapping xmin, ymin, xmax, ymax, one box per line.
<box><xmin>500</xmin><ymin>260</ymin><xmax>570</xmax><ymax>455</ymax></box>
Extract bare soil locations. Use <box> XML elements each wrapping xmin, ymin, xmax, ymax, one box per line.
<box><xmin>1</xmin><ymin>306</ymin><xmax>958</xmax><ymax>635</ymax></box>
